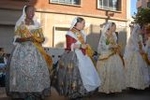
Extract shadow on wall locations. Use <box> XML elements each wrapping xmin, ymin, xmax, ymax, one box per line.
<box><xmin>87</xmin><ymin>33</ymin><xmax>101</xmax><ymax>52</ymax></box>
<box><xmin>117</xmin><ymin>30</ymin><xmax>127</xmax><ymax>55</ymax></box>
<box><xmin>12</xmin><ymin>0</ymin><xmax>38</xmax><ymax>6</ymax></box>
<box><xmin>86</xmin><ymin>24</ymin><xmax>101</xmax><ymax>52</ymax></box>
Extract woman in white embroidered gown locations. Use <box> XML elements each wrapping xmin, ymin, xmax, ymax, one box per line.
<box><xmin>144</xmin><ymin>25</ymin><xmax>150</xmax><ymax>83</ymax></box>
<box><xmin>56</xmin><ymin>17</ymin><xmax>101</xmax><ymax>99</ymax></box>
<box><xmin>124</xmin><ymin>24</ymin><xmax>149</xmax><ymax>89</ymax></box>
<box><xmin>96</xmin><ymin>22</ymin><xmax>126</xmax><ymax>94</ymax></box>
<box><xmin>6</xmin><ymin>5</ymin><xmax>52</xmax><ymax>100</ymax></box>
<box><xmin>144</xmin><ymin>35</ymin><xmax>150</xmax><ymax>83</ymax></box>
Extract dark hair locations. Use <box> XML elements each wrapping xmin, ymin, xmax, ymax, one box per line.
<box><xmin>74</xmin><ymin>17</ymin><xmax>84</xmax><ymax>26</ymax></box>
<box><xmin>111</xmin><ymin>22</ymin><xmax>116</xmax><ymax>26</ymax></box>
<box><xmin>25</xmin><ymin>5</ymin><xmax>34</xmax><ymax>13</ymax></box>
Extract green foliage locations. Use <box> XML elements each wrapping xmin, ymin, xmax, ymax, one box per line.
<box><xmin>133</xmin><ymin>8</ymin><xmax>150</xmax><ymax>26</ymax></box>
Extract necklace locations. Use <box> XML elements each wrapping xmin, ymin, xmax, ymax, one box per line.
<box><xmin>25</xmin><ymin>18</ymin><xmax>34</xmax><ymax>25</ymax></box>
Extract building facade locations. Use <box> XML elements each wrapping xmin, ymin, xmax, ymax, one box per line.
<box><xmin>0</xmin><ymin>0</ymin><xmax>130</xmax><ymax>54</ymax></box>
<box><xmin>137</xmin><ymin>0</ymin><xmax>150</xmax><ymax>9</ymax></box>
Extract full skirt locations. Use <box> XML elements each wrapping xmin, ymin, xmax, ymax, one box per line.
<box><xmin>125</xmin><ymin>51</ymin><xmax>149</xmax><ymax>89</ymax></box>
<box><xmin>6</xmin><ymin>42</ymin><xmax>50</xmax><ymax>99</ymax></box>
<box><xmin>96</xmin><ymin>54</ymin><xmax>126</xmax><ymax>94</ymax></box>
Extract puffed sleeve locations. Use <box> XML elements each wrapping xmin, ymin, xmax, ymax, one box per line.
<box><xmin>66</xmin><ymin>35</ymin><xmax>77</xmax><ymax>50</ymax></box>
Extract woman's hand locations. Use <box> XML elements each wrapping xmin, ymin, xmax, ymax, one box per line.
<box><xmin>26</xmin><ymin>36</ymin><xmax>34</xmax><ymax>42</ymax></box>
<box><xmin>15</xmin><ymin>36</ymin><xmax>33</xmax><ymax>43</ymax></box>
<box><xmin>81</xmin><ymin>43</ymin><xmax>88</xmax><ymax>49</ymax></box>
<box><xmin>113</xmin><ymin>44</ymin><xmax>119</xmax><ymax>48</ymax></box>
<box><xmin>74</xmin><ymin>43</ymin><xmax>88</xmax><ymax>49</ymax></box>
<box><xmin>109</xmin><ymin>44</ymin><xmax>118</xmax><ymax>49</ymax></box>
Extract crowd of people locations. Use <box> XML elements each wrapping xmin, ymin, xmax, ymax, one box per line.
<box><xmin>1</xmin><ymin>5</ymin><xmax>150</xmax><ymax>100</ymax></box>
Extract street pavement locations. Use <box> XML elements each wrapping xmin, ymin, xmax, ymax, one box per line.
<box><xmin>0</xmin><ymin>87</ymin><xmax>150</xmax><ymax>100</ymax></box>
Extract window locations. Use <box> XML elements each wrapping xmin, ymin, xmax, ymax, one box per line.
<box><xmin>53</xmin><ymin>27</ymin><xmax>69</xmax><ymax>48</ymax></box>
<box><xmin>50</xmin><ymin>0</ymin><xmax>81</xmax><ymax>5</ymax></box>
<box><xmin>147</xmin><ymin>2</ymin><xmax>150</xmax><ymax>8</ymax></box>
<box><xmin>97</xmin><ymin>0</ymin><xmax>121</xmax><ymax>11</ymax></box>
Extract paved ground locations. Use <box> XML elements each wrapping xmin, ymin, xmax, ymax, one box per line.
<box><xmin>0</xmin><ymin>87</ymin><xmax>150</xmax><ymax>100</ymax></box>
